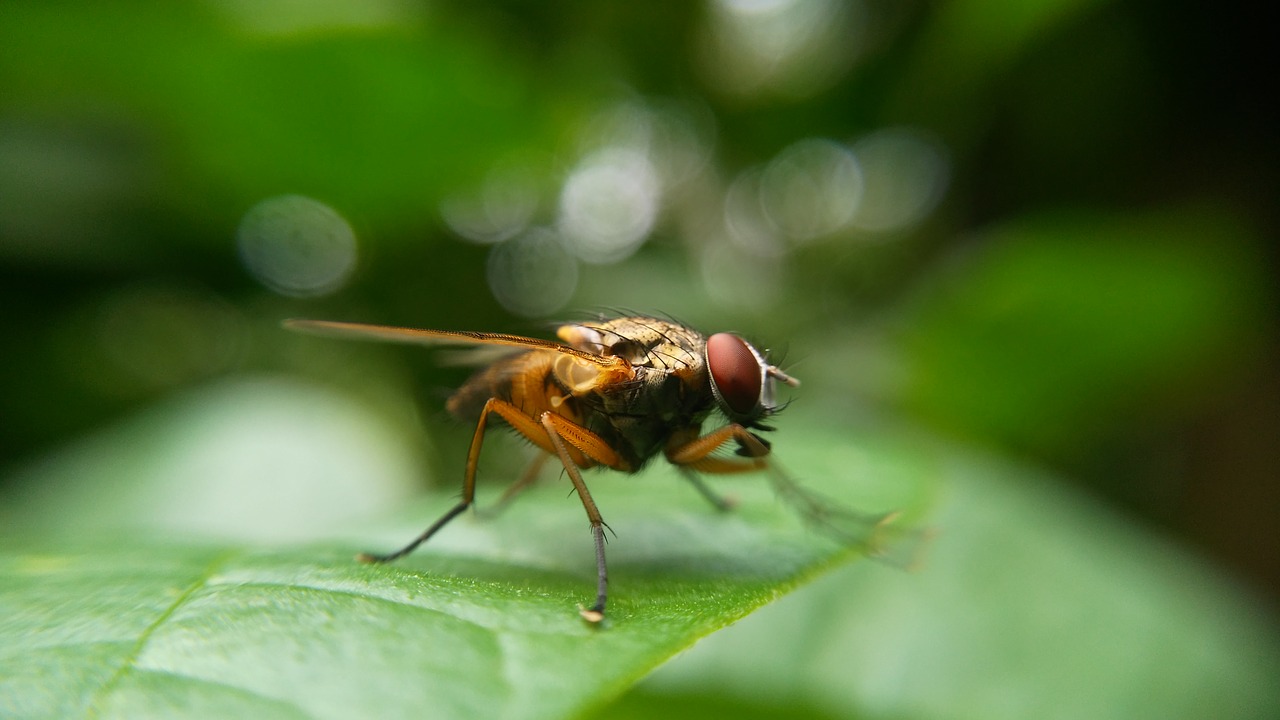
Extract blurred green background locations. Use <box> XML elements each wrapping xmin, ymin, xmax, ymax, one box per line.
<box><xmin>1</xmin><ymin>0</ymin><xmax>1276</xmax><ymax>715</ymax></box>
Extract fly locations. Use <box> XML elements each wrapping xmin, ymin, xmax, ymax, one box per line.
<box><xmin>285</xmin><ymin>315</ymin><xmax>898</xmax><ymax>623</ymax></box>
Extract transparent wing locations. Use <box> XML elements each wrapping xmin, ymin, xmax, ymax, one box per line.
<box><xmin>283</xmin><ymin>319</ymin><xmax>617</xmax><ymax>367</ymax></box>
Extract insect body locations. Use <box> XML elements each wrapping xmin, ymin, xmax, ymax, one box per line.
<box><xmin>285</xmin><ymin>315</ymin><xmax>812</xmax><ymax>622</ymax></box>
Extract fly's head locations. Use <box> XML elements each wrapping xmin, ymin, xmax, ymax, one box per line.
<box><xmin>705</xmin><ymin>333</ymin><xmax>799</xmax><ymax>432</ymax></box>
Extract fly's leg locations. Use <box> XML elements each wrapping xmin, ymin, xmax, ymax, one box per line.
<box><xmin>666</xmin><ymin>425</ymin><xmax>908</xmax><ymax>560</ymax></box>
<box><xmin>358</xmin><ymin>397</ymin><xmax>566</xmax><ymax>563</ymax></box>
<box><xmin>678</xmin><ymin>470</ymin><xmax>736</xmax><ymax>512</ymax></box>
<box><xmin>538</xmin><ymin>411</ymin><xmax>629</xmax><ymax>624</ymax></box>
<box><xmin>465</xmin><ymin>401</ymin><xmax>626</xmax><ymax>623</ymax></box>
<box><xmin>356</xmin><ymin>503</ymin><xmax>469</xmax><ymax>564</ymax></box>
<box><xmin>666</xmin><ymin>424</ymin><xmax>771</xmax><ymax>470</ymax></box>
<box><xmin>361</xmin><ymin>391</ymin><xmax>628</xmax><ymax>622</ymax></box>
<box><xmin>761</xmin><ymin>458</ymin><xmax>917</xmax><ymax>564</ymax></box>
<box><xmin>665</xmin><ymin>424</ymin><xmax>769</xmax><ymax>510</ymax></box>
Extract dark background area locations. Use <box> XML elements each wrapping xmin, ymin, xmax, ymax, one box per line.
<box><xmin>1</xmin><ymin>0</ymin><xmax>1275</xmax><ymax>608</ymax></box>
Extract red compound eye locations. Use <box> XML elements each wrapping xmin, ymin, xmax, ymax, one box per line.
<box><xmin>707</xmin><ymin>333</ymin><xmax>763</xmax><ymax>417</ymax></box>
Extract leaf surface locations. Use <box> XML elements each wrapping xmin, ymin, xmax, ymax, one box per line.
<box><xmin>0</xmin><ymin>414</ymin><xmax>930</xmax><ymax>720</ymax></box>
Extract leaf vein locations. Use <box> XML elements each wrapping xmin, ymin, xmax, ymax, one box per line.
<box><xmin>84</xmin><ymin>549</ymin><xmax>242</xmax><ymax>719</ymax></box>
<box><xmin>225</xmin><ymin>578</ymin><xmax>504</xmax><ymax>632</ymax></box>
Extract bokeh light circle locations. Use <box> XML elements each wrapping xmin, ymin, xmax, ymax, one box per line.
<box><xmin>237</xmin><ymin>194</ymin><xmax>357</xmax><ymax>297</ymax></box>
<box><xmin>558</xmin><ymin>148</ymin><xmax>661</xmax><ymax>264</ymax></box>
<box><xmin>759</xmin><ymin>138</ymin><xmax>863</xmax><ymax>242</ymax></box>
<box><xmin>850</xmin><ymin>127</ymin><xmax>950</xmax><ymax>233</ymax></box>
<box><xmin>486</xmin><ymin>228</ymin><xmax>579</xmax><ymax>317</ymax></box>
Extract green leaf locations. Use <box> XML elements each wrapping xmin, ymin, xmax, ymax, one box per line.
<box><xmin>598</xmin><ymin>437</ymin><xmax>1280</xmax><ymax>720</ymax></box>
<box><xmin>8</xmin><ymin>377</ymin><xmax>1274</xmax><ymax>720</ymax></box>
<box><xmin>0</xmin><ymin>407</ymin><xmax>931</xmax><ymax>720</ymax></box>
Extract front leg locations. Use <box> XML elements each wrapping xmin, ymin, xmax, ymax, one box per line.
<box><xmin>665</xmin><ymin>425</ymin><xmax>908</xmax><ymax>561</ymax></box>
<box><xmin>663</xmin><ymin>425</ymin><xmax>772</xmax><ymax>511</ymax></box>
<box><xmin>665</xmin><ymin>424</ymin><xmax>771</xmax><ymax>474</ymax></box>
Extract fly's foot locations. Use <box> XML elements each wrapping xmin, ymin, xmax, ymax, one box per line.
<box><xmin>579</xmin><ymin>604</ymin><xmax>606</xmax><ymax>624</ymax></box>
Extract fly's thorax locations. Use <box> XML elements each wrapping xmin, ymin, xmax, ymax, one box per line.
<box><xmin>555</xmin><ymin>317</ymin><xmax>723</xmax><ymax>457</ymax></box>
<box><xmin>574</xmin><ymin>356</ymin><xmax>716</xmax><ymax>468</ymax></box>
<box><xmin>558</xmin><ymin>317</ymin><xmax>704</xmax><ymax>376</ymax></box>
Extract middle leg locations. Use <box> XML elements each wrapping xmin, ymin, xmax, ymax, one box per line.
<box><xmin>538</xmin><ymin>411</ymin><xmax>625</xmax><ymax>623</ymax></box>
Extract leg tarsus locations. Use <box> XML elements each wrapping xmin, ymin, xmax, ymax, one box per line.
<box><xmin>762</xmin><ymin>461</ymin><xmax>921</xmax><ymax>565</ymax></box>
<box><xmin>358</xmin><ymin>396</ymin><xmax>507</xmax><ymax>564</ymax></box>
<box><xmin>357</xmin><ymin>500</ymin><xmax>470</xmax><ymax>563</ymax></box>
<box><xmin>579</xmin><ymin>523</ymin><xmax>609</xmax><ymax>624</ymax></box>
<box><xmin>680</xmin><ymin>470</ymin><xmax>737</xmax><ymax>512</ymax></box>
